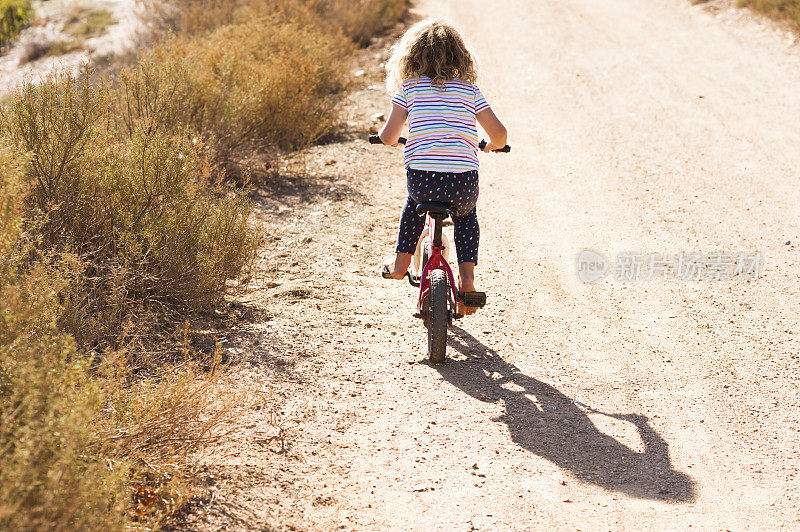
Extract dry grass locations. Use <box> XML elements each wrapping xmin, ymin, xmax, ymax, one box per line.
<box><xmin>97</xmin><ymin>341</ymin><xmax>250</xmax><ymax>526</ymax></box>
<box><xmin>64</xmin><ymin>6</ymin><xmax>116</xmax><ymax>38</ymax></box>
<box><xmin>138</xmin><ymin>0</ymin><xmax>408</xmax><ymax>167</ymax></box>
<box><xmin>0</xmin><ymin>71</ymin><xmax>258</xmax><ymax>529</ymax></box>
<box><xmin>163</xmin><ymin>0</ymin><xmax>405</xmax><ymax>44</ymax></box>
<box><xmin>16</xmin><ymin>6</ymin><xmax>116</xmax><ymax>63</ymax></box>
<box><xmin>134</xmin><ymin>17</ymin><xmax>349</xmax><ymax>161</ymax></box>
<box><xmin>737</xmin><ymin>0</ymin><xmax>800</xmax><ymax>31</ymax></box>
<box><xmin>0</xmin><ymin>147</ymin><xmax>243</xmax><ymax>527</ymax></box>
<box><xmin>0</xmin><ymin>146</ymin><xmax>126</xmax><ymax>530</ymax></box>
<box><xmin>1</xmin><ymin>72</ymin><xmax>260</xmax><ymax>349</ymax></box>
<box><xmin>0</xmin><ymin>0</ymin><xmax>407</xmax><ymax>527</ymax></box>
<box><xmin>19</xmin><ymin>38</ymin><xmax>82</xmax><ymax>63</ymax></box>
<box><xmin>0</xmin><ymin>75</ymin><xmax>255</xmax><ymax>528</ymax></box>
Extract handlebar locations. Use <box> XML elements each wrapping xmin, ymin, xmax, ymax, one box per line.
<box><xmin>478</xmin><ymin>140</ymin><xmax>511</xmax><ymax>153</ymax></box>
<box><xmin>369</xmin><ymin>135</ymin><xmax>510</xmax><ymax>153</ymax></box>
<box><xmin>369</xmin><ymin>135</ymin><xmax>406</xmax><ymax>145</ymax></box>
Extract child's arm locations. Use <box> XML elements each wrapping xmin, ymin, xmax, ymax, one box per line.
<box><xmin>477</xmin><ymin>108</ymin><xmax>507</xmax><ymax>152</ymax></box>
<box><xmin>378</xmin><ymin>103</ymin><xmax>408</xmax><ymax>146</ymax></box>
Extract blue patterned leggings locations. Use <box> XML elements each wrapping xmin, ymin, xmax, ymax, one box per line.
<box><xmin>395</xmin><ymin>169</ymin><xmax>480</xmax><ymax>265</ymax></box>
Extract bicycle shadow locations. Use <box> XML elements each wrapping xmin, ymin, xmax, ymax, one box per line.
<box><xmin>436</xmin><ymin>326</ymin><xmax>696</xmax><ymax>503</ymax></box>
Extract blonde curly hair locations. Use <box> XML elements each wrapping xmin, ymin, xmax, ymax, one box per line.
<box><xmin>385</xmin><ymin>18</ymin><xmax>477</xmax><ymax>94</ymax></box>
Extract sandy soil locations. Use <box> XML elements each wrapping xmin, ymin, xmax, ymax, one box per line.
<box><xmin>185</xmin><ymin>0</ymin><xmax>800</xmax><ymax>529</ymax></box>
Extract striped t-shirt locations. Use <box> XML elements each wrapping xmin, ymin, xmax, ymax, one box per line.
<box><xmin>391</xmin><ymin>76</ymin><xmax>490</xmax><ymax>171</ymax></box>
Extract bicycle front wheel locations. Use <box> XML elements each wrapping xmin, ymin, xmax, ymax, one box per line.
<box><xmin>427</xmin><ymin>269</ymin><xmax>449</xmax><ymax>363</ymax></box>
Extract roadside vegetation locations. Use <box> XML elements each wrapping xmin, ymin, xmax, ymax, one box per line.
<box><xmin>738</xmin><ymin>0</ymin><xmax>800</xmax><ymax>31</ymax></box>
<box><xmin>695</xmin><ymin>0</ymin><xmax>800</xmax><ymax>32</ymax></box>
<box><xmin>15</xmin><ymin>5</ymin><xmax>117</xmax><ymax>62</ymax></box>
<box><xmin>0</xmin><ymin>0</ymin><xmax>405</xmax><ymax>528</ymax></box>
<box><xmin>64</xmin><ymin>6</ymin><xmax>116</xmax><ymax>38</ymax></box>
<box><xmin>0</xmin><ymin>0</ymin><xmax>31</xmax><ymax>49</ymax></box>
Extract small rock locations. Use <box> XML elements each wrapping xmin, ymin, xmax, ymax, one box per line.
<box><xmin>354</xmin><ymin>69</ymin><xmax>366</xmax><ymax>77</ymax></box>
<box><xmin>785</xmin><ymin>241</ymin><xmax>791</xmax><ymax>245</ymax></box>
<box><xmin>371</xmin><ymin>112</ymin><xmax>385</xmax><ymax>121</ymax></box>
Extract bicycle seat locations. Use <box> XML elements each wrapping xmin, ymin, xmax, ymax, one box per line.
<box><xmin>415</xmin><ymin>202</ymin><xmax>452</xmax><ymax>218</ymax></box>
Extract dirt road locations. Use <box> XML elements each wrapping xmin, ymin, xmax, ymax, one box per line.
<box><xmin>191</xmin><ymin>0</ymin><xmax>800</xmax><ymax>529</ymax></box>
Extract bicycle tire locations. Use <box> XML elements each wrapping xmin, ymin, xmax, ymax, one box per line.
<box><xmin>428</xmin><ymin>269</ymin><xmax>449</xmax><ymax>363</ymax></box>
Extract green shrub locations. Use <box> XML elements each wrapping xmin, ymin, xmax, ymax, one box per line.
<box><xmin>0</xmin><ymin>0</ymin><xmax>31</xmax><ymax>49</ymax></box>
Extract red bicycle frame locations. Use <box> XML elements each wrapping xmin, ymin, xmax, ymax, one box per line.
<box><xmin>416</xmin><ymin>214</ymin><xmax>458</xmax><ymax>316</ymax></box>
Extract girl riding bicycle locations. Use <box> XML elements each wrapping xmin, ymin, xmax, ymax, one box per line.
<box><xmin>379</xmin><ymin>18</ymin><xmax>507</xmax><ymax>315</ymax></box>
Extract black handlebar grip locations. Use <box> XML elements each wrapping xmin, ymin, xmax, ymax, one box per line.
<box><xmin>478</xmin><ymin>140</ymin><xmax>511</xmax><ymax>153</ymax></box>
<box><xmin>368</xmin><ymin>135</ymin><xmax>407</xmax><ymax>145</ymax></box>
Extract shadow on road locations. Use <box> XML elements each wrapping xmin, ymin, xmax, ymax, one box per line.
<box><xmin>436</xmin><ymin>326</ymin><xmax>696</xmax><ymax>503</ymax></box>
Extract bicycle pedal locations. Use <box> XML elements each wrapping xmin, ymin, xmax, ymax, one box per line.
<box><xmin>452</xmin><ymin>313</ymin><xmax>464</xmax><ymax>320</ymax></box>
<box><xmin>457</xmin><ymin>291</ymin><xmax>486</xmax><ymax>308</ymax></box>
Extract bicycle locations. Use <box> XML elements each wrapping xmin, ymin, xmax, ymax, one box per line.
<box><xmin>369</xmin><ymin>134</ymin><xmax>510</xmax><ymax>363</ymax></box>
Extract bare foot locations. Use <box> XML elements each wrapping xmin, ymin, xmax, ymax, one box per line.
<box><xmin>383</xmin><ymin>253</ymin><xmax>413</xmax><ymax>280</ymax></box>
